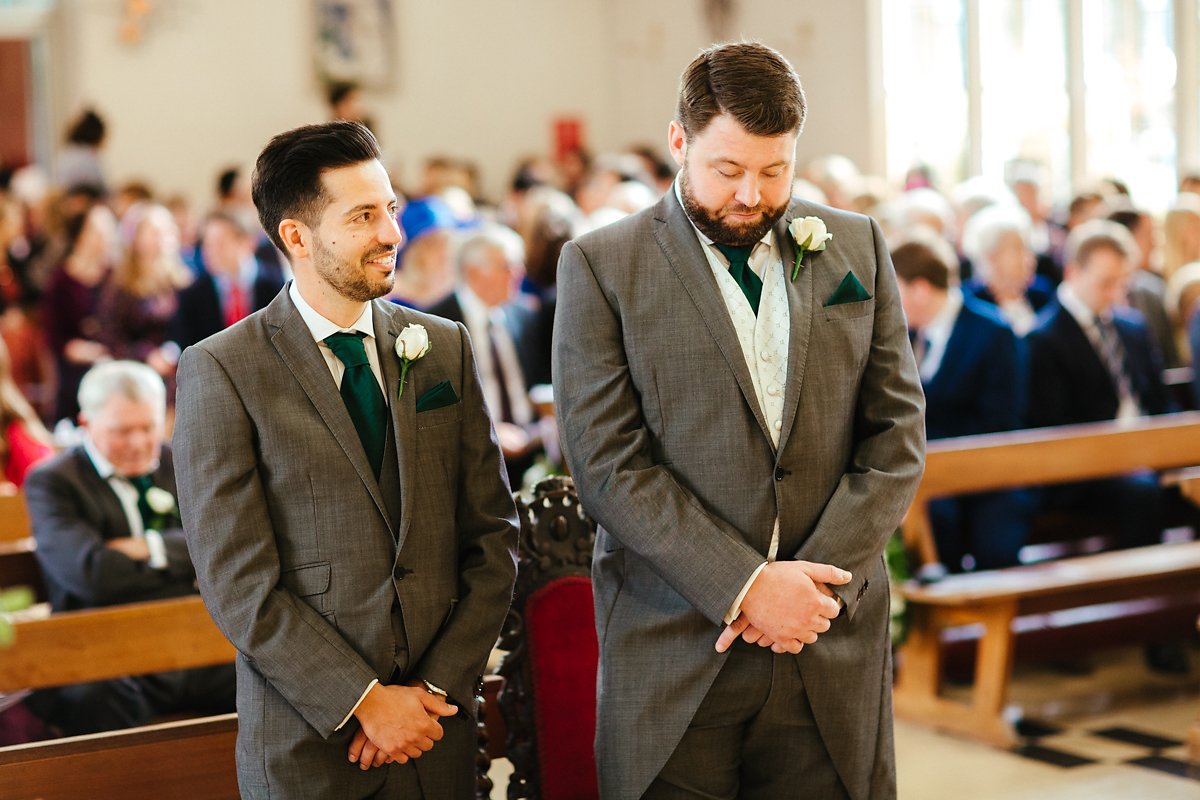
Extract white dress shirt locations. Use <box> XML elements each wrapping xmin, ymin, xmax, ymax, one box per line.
<box><xmin>82</xmin><ymin>438</ymin><xmax>168</xmax><ymax>569</ymax></box>
<box><xmin>288</xmin><ymin>282</ymin><xmax>385</xmax><ymax>393</ymax></box>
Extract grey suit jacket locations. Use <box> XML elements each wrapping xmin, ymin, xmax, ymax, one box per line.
<box><xmin>552</xmin><ymin>191</ymin><xmax>925</xmax><ymax>800</ymax></box>
<box><xmin>26</xmin><ymin>445</ymin><xmax>195</xmax><ymax>612</ymax></box>
<box><xmin>174</xmin><ymin>288</ymin><xmax>518</xmax><ymax>797</ymax></box>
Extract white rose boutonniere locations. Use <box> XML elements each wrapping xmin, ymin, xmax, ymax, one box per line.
<box><xmin>144</xmin><ymin>487</ymin><xmax>176</xmax><ymax>516</ymax></box>
<box><xmin>395</xmin><ymin>323</ymin><xmax>431</xmax><ymax>398</ymax></box>
<box><xmin>788</xmin><ymin>216</ymin><xmax>833</xmax><ymax>281</ymax></box>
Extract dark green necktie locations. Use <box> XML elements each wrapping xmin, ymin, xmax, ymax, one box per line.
<box><xmin>128</xmin><ymin>474</ymin><xmax>155</xmax><ymax>531</ymax></box>
<box><xmin>324</xmin><ymin>331</ymin><xmax>387</xmax><ymax>478</ymax></box>
<box><xmin>715</xmin><ymin>243</ymin><xmax>762</xmax><ymax>315</ymax></box>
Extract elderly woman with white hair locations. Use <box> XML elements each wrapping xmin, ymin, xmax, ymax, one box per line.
<box><xmin>961</xmin><ymin>204</ymin><xmax>1054</xmax><ymax>336</ymax></box>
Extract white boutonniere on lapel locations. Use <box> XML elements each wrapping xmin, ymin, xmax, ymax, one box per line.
<box><xmin>143</xmin><ymin>486</ymin><xmax>181</xmax><ymax>531</ymax></box>
<box><xmin>145</xmin><ymin>487</ymin><xmax>176</xmax><ymax>516</ymax></box>
<box><xmin>788</xmin><ymin>216</ymin><xmax>833</xmax><ymax>281</ymax></box>
<box><xmin>395</xmin><ymin>323</ymin><xmax>431</xmax><ymax>398</ymax></box>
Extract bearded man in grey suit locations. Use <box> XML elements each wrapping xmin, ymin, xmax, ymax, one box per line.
<box><xmin>174</xmin><ymin>121</ymin><xmax>518</xmax><ymax>799</ymax></box>
<box><xmin>553</xmin><ymin>43</ymin><xmax>925</xmax><ymax>799</ymax></box>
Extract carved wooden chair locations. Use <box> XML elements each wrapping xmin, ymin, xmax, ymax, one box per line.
<box><xmin>496</xmin><ymin>475</ymin><xmax>599</xmax><ymax>800</ymax></box>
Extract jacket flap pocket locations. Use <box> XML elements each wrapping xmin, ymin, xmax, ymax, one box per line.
<box><xmin>280</xmin><ymin>561</ymin><xmax>331</xmax><ymax>597</ymax></box>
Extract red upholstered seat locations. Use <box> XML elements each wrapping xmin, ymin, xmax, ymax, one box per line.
<box><xmin>524</xmin><ymin>575</ymin><xmax>599</xmax><ymax>800</ymax></box>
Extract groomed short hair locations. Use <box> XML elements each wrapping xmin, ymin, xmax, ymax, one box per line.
<box><xmin>891</xmin><ymin>229</ymin><xmax>959</xmax><ymax>291</ymax></box>
<box><xmin>1065</xmin><ymin>218</ymin><xmax>1137</xmax><ymax>271</ymax></box>
<box><xmin>676</xmin><ymin>41</ymin><xmax>806</xmax><ymax>140</ymax></box>
<box><xmin>78</xmin><ymin>361</ymin><xmax>166</xmax><ymax>420</ymax></box>
<box><xmin>251</xmin><ymin>121</ymin><xmax>381</xmax><ymax>256</ymax></box>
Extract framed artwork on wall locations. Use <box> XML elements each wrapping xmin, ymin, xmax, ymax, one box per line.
<box><xmin>314</xmin><ymin>0</ymin><xmax>395</xmax><ymax>87</ymax></box>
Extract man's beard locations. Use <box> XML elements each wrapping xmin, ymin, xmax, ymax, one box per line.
<box><xmin>679</xmin><ymin>167</ymin><xmax>788</xmax><ymax>247</ymax></box>
<box><xmin>312</xmin><ymin>235</ymin><xmax>395</xmax><ymax>303</ymax></box>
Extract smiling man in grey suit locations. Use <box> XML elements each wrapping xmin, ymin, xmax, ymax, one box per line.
<box><xmin>553</xmin><ymin>43</ymin><xmax>925</xmax><ymax>799</ymax></box>
<box><xmin>174</xmin><ymin>121</ymin><xmax>518</xmax><ymax>799</ymax></box>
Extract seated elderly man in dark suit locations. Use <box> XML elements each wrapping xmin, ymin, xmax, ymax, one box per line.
<box><xmin>24</xmin><ymin>360</ymin><xmax>234</xmax><ymax>735</ymax></box>
<box><xmin>426</xmin><ymin>224</ymin><xmax>545</xmax><ymax>485</ymax></box>
<box><xmin>894</xmin><ymin>231</ymin><xmax>1031</xmax><ymax>572</ymax></box>
<box><xmin>1028</xmin><ymin>219</ymin><xmax>1172</xmax><ymax>547</ymax></box>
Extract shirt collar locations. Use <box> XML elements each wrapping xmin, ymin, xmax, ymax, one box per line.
<box><xmin>82</xmin><ymin>437</ymin><xmax>160</xmax><ymax>481</ymax></box>
<box><xmin>289</xmin><ymin>280</ymin><xmax>375</xmax><ymax>343</ymax></box>
<box><xmin>673</xmin><ymin>178</ymin><xmax>775</xmax><ymax>253</ymax></box>
<box><xmin>922</xmin><ymin>287</ymin><xmax>963</xmax><ymax>342</ymax></box>
<box><xmin>1057</xmin><ymin>282</ymin><xmax>1101</xmax><ymax>329</ymax></box>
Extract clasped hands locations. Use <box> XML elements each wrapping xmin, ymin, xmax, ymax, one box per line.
<box><xmin>715</xmin><ymin>560</ymin><xmax>851</xmax><ymax>655</ymax></box>
<box><xmin>347</xmin><ymin>681</ymin><xmax>458</xmax><ymax>770</ymax></box>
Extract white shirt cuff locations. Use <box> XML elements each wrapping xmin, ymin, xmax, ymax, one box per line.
<box><xmin>724</xmin><ymin>561</ymin><xmax>768</xmax><ymax>625</ymax></box>
<box><xmin>336</xmin><ymin>679</ymin><xmax>379</xmax><ymax>731</ymax></box>
<box><xmin>143</xmin><ymin>530</ymin><xmax>168</xmax><ymax>570</ymax></box>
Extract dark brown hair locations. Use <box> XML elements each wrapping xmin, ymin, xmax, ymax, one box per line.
<box><xmin>891</xmin><ymin>238</ymin><xmax>955</xmax><ymax>291</ymax></box>
<box><xmin>251</xmin><ymin>121</ymin><xmax>381</xmax><ymax>255</ymax></box>
<box><xmin>676</xmin><ymin>42</ymin><xmax>806</xmax><ymax>140</ymax></box>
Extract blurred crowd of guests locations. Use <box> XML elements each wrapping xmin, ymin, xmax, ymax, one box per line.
<box><xmin>3</xmin><ymin>104</ymin><xmax>1200</xmax><ymax>580</ymax></box>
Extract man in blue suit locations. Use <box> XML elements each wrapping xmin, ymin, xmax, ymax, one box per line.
<box><xmin>895</xmin><ymin>233</ymin><xmax>1031</xmax><ymax>571</ymax></box>
<box><xmin>1027</xmin><ymin>219</ymin><xmax>1171</xmax><ymax>550</ymax></box>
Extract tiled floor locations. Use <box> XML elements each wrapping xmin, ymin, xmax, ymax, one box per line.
<box><xmin>897</xmin><ymin>645</ymin><xmax>1200</xmax><ymax>799</ymax></box>
<box><xmin>489</xmin><ymin>645</ymin><xmax>1199</xmax><ymax>798</ymax></box>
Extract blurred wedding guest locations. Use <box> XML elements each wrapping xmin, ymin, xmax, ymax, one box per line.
<box><xmin>214</xmin><ymin>165</ymin><xmax>289</xmax><ymax>281</ymax></box>
<box><xmin>1109</xmin><ymin>205</ymin><xmax>1179</xmax><ymax>367</ymax></box>
<box><xmin>894</xmin><ymin>232</ymin><xmax>1030</xmax><ymax>571</ymax></box>
<box><xmin>1027</xmin><ymin>220</ymin><xmax>1171</xmax><ymax>549</ymax></box>
<box><xmin>1162</xmin><ymin>194</ymin><xmax>1200</xmax><ymax>285</ymax></box>
<box><xmin>327</xmin><ymin>80</ymin><xmax>368</xmax><ymax>124</ymax></box>
<box><xmin>113</xmin><ymin>181</ymin><xmax>154</xmax><ymax>240</ymax></box>
<box><xmin>961</xmin><ymin>204</ymin><xmax>1053</xmax><ymax>336</ymax></box>
<box><xmin>55</xmin><ymin>109</ymin><xmax>107</xmax><ymax>193</ymax></box>
<box><xmin>1167</xmin><ymin>262</ymin><xmax>1200</xmax><ymax>367</ymax></box>
<box><xmin>99</xmin><ymin>204</ymin><xmax>189</xmax><ymax>379</ymax></box>
<box><xmin>170</xmin><ymin>211</ymin><xmax>285</xmax><ymax>350</ymax></box>
<box><xmin>802</xmin><ymin>153</ymin><xmax>860</xmax><ymax>210</ymax></box>
<box><xmin>24</xmin><ymin>361</ymin><xmax>235</xmax><ymax>734</ymax></box>
<box><xmin>1006</xmin><ymin>160</ymin><xmax>1060</xmax><ymax>282</ymax></box>
<box><xmin>628</xmin><ymin>144</ymin><xmax>677</xmax><ymax>195</ymax></box>
<box><xmin>426</xmin><ymin>225</ymin><xmax>543</xmax><ymax>484</ymax></box>
<box><xmin>164</xmin><ymin>193</ymin><xmax>200</xmax><ymax>269</ymax></box>
<box><xmin>1182</xmin><ymin>172</ymin><xmax>1200</xmax><ymax>195</ymax></box>
<box><xmin>388</xmin><ymin>195</ymin><xmax>458</xmax><ymax>308</ymax></box>
<box><xmin>43</xmin><ymin>203</ymin><xmax>116</xmax><ymax>423</ymax></box>
<box><xmin>0</xmin><ymin>338</ymin><xmax>53</xmax><ymax>490</ymax></box>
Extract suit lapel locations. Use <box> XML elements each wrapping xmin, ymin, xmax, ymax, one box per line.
<box><xmin>653</xmin><ymin>191</ymin><xmax>772</xmax><ymax>442</ymax></box>
<box><xmin>776</xmin><ymin>204</ymin><xmax>815</xmax><ymax>454</ymax></box>
<box><xmin>373</xmin><ymin>300</ymin><xmax>415</xmax><ymax>546</ymax></box>
<box><xmin>75</xmin><ymin>449</ymin><xmax>134</xmax><ymax>539</ymax></box>
<box><xmin>265</xmin><ymin>291</ymin><xmax>393</xmax><ymax>526</ymax></box>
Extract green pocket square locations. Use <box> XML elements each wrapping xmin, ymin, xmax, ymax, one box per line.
<box><xmin>824</xmin><ymin>271</ymin><xmax>873</xmax><ymax>307</ymax></box>
<box><xmin>415</xmin><ymin>380</ymin><xmax>459</xmax><ymax>413</ymax></box>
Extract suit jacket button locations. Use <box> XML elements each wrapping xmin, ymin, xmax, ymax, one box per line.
<box><xmin>774</xmin><ymin>468</ymin><xmax>785</xmax><ymax>481</ymax></box>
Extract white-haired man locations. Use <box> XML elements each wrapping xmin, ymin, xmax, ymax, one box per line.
<box><xmin>25</xmin><ymin>360</ymin><xmax>235</xmax><ymax>734</ymax></box>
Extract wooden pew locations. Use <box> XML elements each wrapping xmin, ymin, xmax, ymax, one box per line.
<box><xmin>895</xmin><ymin>413</ymin><xmax>1200</xmax><ymax>747</ymax></box>
<box><xmin>0</xmin><ymin>714</ymin><xmax>238</xmax><ymax>800</ymax></box>
<box><xmin>0</xmin><ymin>538</ymin><xmax>47</xmax><ymax>603</ymax></box>
<box><xmin>0</xmin><ymin>596</ymin><xmax>237</xmax><ymax>798</ymax></box>
<box><xmin>0</xmin><ymin>596</ymin><xmax>234</xmax><ymax>694</ymax></box>
<box><xmin>0</xmin><ymin>494</ymin><xmax>32</xmax><ymax>544</ymax></box>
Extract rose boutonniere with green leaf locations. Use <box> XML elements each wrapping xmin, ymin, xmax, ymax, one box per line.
<box><xmin>788</xmin><ymin>216</ymin><xmax>833</xmax><ymax>281</ymax></box>
<box><xmin>395</xmin><ymin>323</ymin><xmax>431</xmax><ymax>398</ymax></box>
